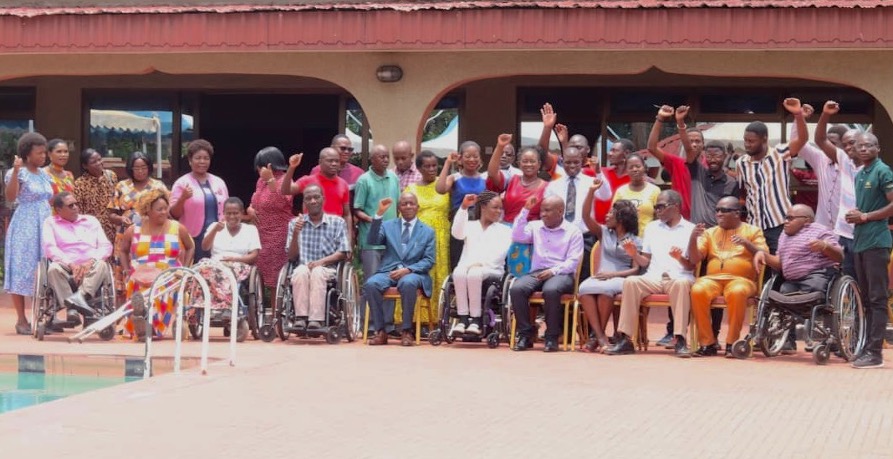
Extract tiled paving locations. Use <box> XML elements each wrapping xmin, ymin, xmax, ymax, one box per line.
<box><xmin>1</xmin><ymin>293</ymin><xmax>892</xmax><ymax>458</ymax></box>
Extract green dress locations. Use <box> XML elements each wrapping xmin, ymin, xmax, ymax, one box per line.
<box><xmin>405</xmin><ymin>181</ymin><xmax>450</xmax><ymax>322</ymax></box>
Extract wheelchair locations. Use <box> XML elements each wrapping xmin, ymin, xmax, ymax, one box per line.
<box><xmin>261</xmin><ymin>260</ymin><xmax>359</xmax><ymax>344</ymax></box>
<box><xmin>428</xmin><ymin>273</ymin><xmax>512</xmax><ymax>348</ymax></box>
<box><xmin>731</xmin><ymin>270</ymin><xmax>866</xmax><ymax>364</ymax></box>
<box><xmin>185</xmin><ymin>260</ymin><xmax>264</xmax><ymax>343</ymax></box>
<box><xmin>30</xmin><ymin>258</ymin><xmax>117</xmax><ymax>341</ymax></box>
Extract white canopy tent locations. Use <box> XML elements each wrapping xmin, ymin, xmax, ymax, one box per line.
<box><xmin>89</xmin><ymin>110</ymin><xmax>163</xmax><ymax>178</ymax></box>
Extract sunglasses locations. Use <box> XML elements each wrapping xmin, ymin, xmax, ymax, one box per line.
<box><xmin>654</xmin><ymin>203</ymin><xmax>675</xmax><ymax>211</ymax></box>
<box><xmin>338</xmin><ymin>146</ymin><xmax>355</xmax><ymax>153</ymax></box>
<box><xmin>715</xmin><ymin>207</ymin><xmax>740</xmax><ymax>214</ymax></box>
<box><xmin>784</xmin><ymin>215</ymin><xmax>809</xmax><ymax>222</ymax></box>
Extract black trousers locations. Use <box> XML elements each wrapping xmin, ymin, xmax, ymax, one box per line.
<box><xmin>510</xmin><ymin>271</ymin><xmax>574</xmax><ymax>340</ymax></box>
<box><xmin>854</xmin><ymin>248</ymin><xmax>891</xmax><ymax>354</ymax></box>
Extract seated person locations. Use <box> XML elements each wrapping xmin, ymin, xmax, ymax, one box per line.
<box><xmin>605</xmin><ymin>190</ymin><xmax>696</xmax><ymax>357</ymax></box>
<box><xmin>286</xmin><ymin>185</ymin><xmax>350</xmax><ymax>330</ymax></box>
<box><xmin>579</xmin><ymin>183</ymin><xmax>641</xmax><ymax>352</ymax></box>
<box><xmin>365</xmin><ymin>193</ymin><xmax>436</xmax><ymax>346</ymax></box>
<box><xmin>195</xmin><ymin>197</ymin><xmax>261</xmax><ymax>311</ymax></box>
<box><xmin>754</xmin><ymin>204</ymin><xmax>843</xmax><ymax>294</ymax></box>
<box><xmin>450</xmin><ymin>191</ymin><xmax>512</xmax><ymax>336</ymax></box>
<box><xmin>688</xmin><ymin>196</ymin><xmax>768</xmax><ymax>357</ymax></box>
<box><xmin>41</xmin><ymin>191</ymin><xmax>113</xmax><ymax>329</ymax></box>
<box><xmin>510</xmin><ymin>195</ymin><xmax>584</xmax><ymax>353</ymax></box>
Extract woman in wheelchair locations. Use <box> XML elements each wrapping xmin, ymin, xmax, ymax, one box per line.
<box><xmin>449</xmin><ymin>191</ymin><xmax>512</xmax><ymax>336</ymax></box>
<box><xmin>579</xmin><ymin>187</ymin><xmax>641</xmax><ymax>352</ymax></box>
<box><xmin>196</xmin><ymin>197</ymin><xmax>261</xmax><ymax>311</ymax></box>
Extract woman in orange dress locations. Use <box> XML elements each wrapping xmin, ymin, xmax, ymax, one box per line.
<box><xmin>44</xmin><ymin>138</ymin><xmax>75</xmax><ymax>197</ymax></box>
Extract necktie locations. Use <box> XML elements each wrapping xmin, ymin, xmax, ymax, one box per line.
<box><xmin>565</xmin><ymin>176</ymin><xmax>576</xmax><ymax>222</ymax></box>
<box><xmin>401</xmin><ymin>221</ymin><xmax>411</xmax><ymax>254</ymax></box>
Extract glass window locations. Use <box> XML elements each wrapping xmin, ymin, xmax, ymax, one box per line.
<box><xmin>88</xmin><ymin>109</ymin><xmax>173</xmax><ymax>181</ymax></box>
<box><xmin>345</xmin><ymin>98</ymin><xmax>369</xmax><ymax>168</ymax></box>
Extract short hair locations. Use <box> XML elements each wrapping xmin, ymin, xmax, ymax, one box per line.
<box><xmin>223</xmin><ymin>196</ymin><xmax>245</xmax><ymax>210</ymax></box>
<box><xmin>745</xmin><ymin>121</ymin><xmax>768</xmax><ymax>138</ymax></box>
<box><xmin>458</xmin><ymin>141</ymin><xmax>481</xmax><ymax>157</ymax></box>
<box><xmin>186</xmin><ymin>139</ymin><xmax>214</xmax><ymax>160</ymax></box>
<box><xmin>616</xmin><ymin>138</ymin><xmax>635</xmax><ymax>153</ymax></box>
<box><xmin>661</xmin><ymin>189</ymin><xmax>683</xmax><ymax>207</ymax></box>
<box><xmin>828</xmin><ymin>125</ymin><xmax>848</xmax><ymax>139</ymax></box>
<box><xmin>47</xmin><ymin>138</ymin><xmax>67</xmax><ymax>153</ymax></box>
<box><xmin>303</xmin><ymin>184</ymin><xmax>324</xmax><ymax>199</ymax></box>
<box><xmin>518</xmin><ymin>145</ymin><xmax>546</xmax><ymax>167</ymax></box>
<box><xmin>331</xmin><ymin>134</ymin><xmax>350</xmax><ymax>145</ymax></box>
<box><xmin>16</xmin><ymin>132</ymin><xmax>47</xmax><ymax>160</ymax></box>
<box><xmin>626</xmin><ymin>152</ymin><xmax>645</xmax><ymax>166</ymax></box>
<box><xmin>254</xmin><ymin>146</ymin><xmax>288</xmax><ymax>172</ymax></box>
<box><xmin>704</xmin><ymin>140</ymin><xmax>726</xmax><ymax>152</ymax></box>
<box><xmin>126</xmin><ymin>151</ymin><xmax>154</xmax><ymax>179</ymax></box>
<box><xmin>135</xmin><ymin>188</ymin><xmax>170</xmax><ymax>217</ymax></box>
<box><xmin>415</xmin><ymin>150</ymin><xmax>437</xmax><ymax>169</ymax></box>
<box><xmin>477</xmin><ymin>190</ymin><xmax>500</xmax><ymax>209</ymax></box>
<box><xmin>80</xmin><ymin>148</ymin><xmax>99</xmax><ymax>167</ymax></box>
<box><xmin>612</xmin><ymin>199</ymin><xmax>640</xmax><ymax>236</ymax></box>
<box><xmin>52</xmin><ymin>191</ymin><xmax>73</xmax><ymax>209</ymax></box>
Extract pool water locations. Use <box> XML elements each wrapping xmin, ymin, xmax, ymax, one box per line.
<box><xmin>0</xmin><ymin>372</ymin><xmax>134</xmax><ymax>414</ymax></box>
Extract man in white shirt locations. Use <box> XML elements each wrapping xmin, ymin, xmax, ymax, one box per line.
<box><xmin>605</xmin><ymin>190</ymin><xmax>696</xmax><ymax>357</ymax></box>
<box><xmin>544</xmin><ymin>147</ymin><xmax>611</xmax><ymax>280</ymax></box>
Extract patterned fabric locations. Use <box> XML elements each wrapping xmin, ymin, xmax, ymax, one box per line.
<box><xmin>285</xmin><ymin>214</ymin><xmax>350</xmax><ymax>266</ymax></box>
<box><xmin>777</xmin><ymin>223</ymin><xmax>839</xmax><ymax>281</ymax></box>
<box><xmin>125</xmin><ymin>220</ymin><xmax>183</xmax><ymax>337</ymax></box>
<box><xmin>45</xmin><ymin>166</ymin><xmax>75</xmax><ymax>196</ymax></box>
<box><xmin>736</xmin><ymin>145</ymin><xmax>793</xmax><ymax>230</ymax></box>
<box><xmin>487</xmin><ymin>172</ymin><xmax>547</xmax><ymax>223</ymax></box>
<box><xmin>107</xmin><ymin>178</ymin><xmax>169</xmax><ymax>292</ymax></box>
<box><xmin>405</xmin><ymin>181</ymin><xmax>450</xmax><ymax>321</ymax></box>
<box><xmin>190</xmin><ymin>259</ymin><xmax>251</xmax><ymax>310</ymax></box>
<box><xmin>394</xmin><ymin>164</ymin><xmax>422</xmax><ymax>192</ymax></box>
<box><xmin>73</xmin><ymin>169</ymin><xmax>118</xmax><ymax>243</ymax></box>
<box><xmin>507</xmin><ymin>240</ymin><xmax>533</xmax><ymax>277</ymax></box>
<box><xmin>250</xmin><ymin>173</ymin><xmax>293</xmax><ymax>287</ymax></box>
<box><xmin>612</xmin><ymin>182</ymin><xmax>661</xmax><ymax>237</ymax></box>
<box><xmin>3</xmin><ymin>168</ymin><xmax>53</xmax><ymax>296</ymax></box>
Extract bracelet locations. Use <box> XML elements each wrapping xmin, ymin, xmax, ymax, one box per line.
<box><xmin>677</xmin><ymin>124</ymin><xmax>687</xmax><ymax>129</ymax></box>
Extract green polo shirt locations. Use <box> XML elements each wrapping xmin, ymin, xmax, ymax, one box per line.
<box><xmin>854</xmin><ymin>158</ymin><xmax>893</xmax><ymax>253</ymax></box>
<box><xmin>354</xmin><ymin>168</ymin><xmax>400</xmax><ymax>250</ymax></box>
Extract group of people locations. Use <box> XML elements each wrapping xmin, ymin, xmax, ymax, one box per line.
<box><xmin>4</xmin><ymin>98</ymin><xmax>890</xmax><ymax>369</ymax></box>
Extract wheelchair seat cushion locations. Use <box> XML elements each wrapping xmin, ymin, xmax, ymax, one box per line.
<box><xmin>767</xmin><ymin>290</ymin><xmax>824</xmax><ymax>306</ymax></box>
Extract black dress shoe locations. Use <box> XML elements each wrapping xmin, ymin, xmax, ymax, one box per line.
<box><xmin>725</xmin><ymin>344</ymin><xmax>734</xmax><ymax>358</ymax></box>
<box><xmin>543</xmin><ymin>338</ymin><xmax>559</xmax><ymax>353</ymax></box>
<box><xmin>692</xmin><ymin>345</ymin><xmax>718</xmax><ymax>357</ymax></box>
<box><xmin>674</xmin><ymin>335</ymin><xmax>692</xmax><ymax>358</ymax></box>
<box><xmin>604</xmin><ymin>334</ymin><xmax>635</xmax><ymax>355</ymax></box>
<box><xmin>513</xmin><ymin>335</ymin><xmax>533</xmax><ymax>351</ymax></box>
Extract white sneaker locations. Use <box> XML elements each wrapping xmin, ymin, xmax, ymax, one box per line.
<box><xmin>450</xmin><ymin>322</ymin><xmax>466</xmax><ymax>335</ymax></box>
<box><xmin>466</xmin><ymin>323</ymin><xmax>481</xmax><ymax>335</ymax></box>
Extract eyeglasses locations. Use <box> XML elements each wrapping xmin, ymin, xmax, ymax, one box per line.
<box><xmin>654</xmin><ymin>203</ymin><xmax>675</xmax><ymax>211</ymax></box>
<box><xmin>715</xmin><ymin>207</ymin><xmax>739</xmax><ymax>214</ymax></box>
<box><xmin>338</xmin><ymin>146</ymin><xmax>355</xmax><ymax>153</ymax></box>
<box><xmin>783</xmin><ymin>215</ymin><xmax>809</xmax><ymax>222</ymax></box>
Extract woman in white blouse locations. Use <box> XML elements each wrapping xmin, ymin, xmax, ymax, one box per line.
<box><xmin>449</xmin><ymin>190</ymin><xmax>512</xmax><ymax>335</ymax></box>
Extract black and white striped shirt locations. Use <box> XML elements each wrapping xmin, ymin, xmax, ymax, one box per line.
<box><xmin>736</xmin><ymin>144</ymin><xmax>793</xmax><ymax>230</ymax></box>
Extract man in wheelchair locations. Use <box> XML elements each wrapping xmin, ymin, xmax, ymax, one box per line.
<box><xmin>285</xmin><ymin>185</ymin><xmax>350</xmax><ymax>331</ymax></box>
<box><xmin>41</xmin><ymin>192</ymin><xmax>113</xmax><ymax>329</ymax></box>
<box><xmin>754</xmin><ymin>204</ymin><xmax>842</xmax><ymax>295</ymax></box>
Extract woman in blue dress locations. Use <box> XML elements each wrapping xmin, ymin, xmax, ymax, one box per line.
<box><xmin>4</xmin><ymin>132</ymin><xmax>53</xmax><ymax>335</ymax></box>
<box><xmin>435</xmin><ymin>141</ymin><xmax>487</xmax><ymax>269</ymax></box>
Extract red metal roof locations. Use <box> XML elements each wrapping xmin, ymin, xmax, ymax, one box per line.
<box><xmin>1</xmin><ymin>4</ymin><xmax>892</xmax><ymax>53</ymax></box>
<box><xmin>0</xmin><ymin>0</ymin><xmax>886</xmax><ymax>17</ymax></box>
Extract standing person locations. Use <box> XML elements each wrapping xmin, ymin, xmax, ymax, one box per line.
<box><xmin>435</xmin><ymin>140</ymin><xmax>487</xmax><ymax>269</ymax></box>
<box><xmin>4</xmin><ymin>133</ymin><xmax>53</xmax><ymax>334</ymax></box>
<box><xmin>107</xmin><ymin>152</ymin><xmax>168</xmax><ymax>294</ymax></box>
<box><xmin>249</xmin><ymin>146</ymin><xmax>294</xmax><ymax>289</ymax></box>
<box><xmin>612</xmin><ymin>153</ymin><xmax>660</xmax><ymax>237</ymax></box>
<box><xmin>487</xmin><ymin>134</ymin><xmax>549</xmax><ymax>277</ymax></box>
<box><xmin>73</xmin><ymin>148</ymin><xmax>118</xmax><ymax>244</ymax></box>
<box><xmin>354</xmin><ymin>145</ymin><xmax>401</xmax><ymax>326</ymax></box>
<box><xmin>646</xmin><ymin>105</ymin><xmax>695</xmax><ymax>219</ymax></box>
<box><xmin>44</xmin><ymin>138</ymin><xmax>74</xmax><ymax>197</ymax></box>
<box><xmin>588</xmin><ymin>139</ymin><xmax>633</xmax><ymax>224</ymax></box>
<box><xmin>784</xmin><ymin>99</ymin><xmax>838</xmax><ymax>228</ymax></box>
<box><xmin>405</xmin><ymin>151</ymin><xmax>451</xmax><ymax>323</ymax></box>
<box><xmin>499</xmin><ymin>143</ymin><xmax>521</xmax><ymax>180</ymax></box>
<box><xmin>814</xmin><ymin>101</ymin><xmax>862</xmax><ymax>278</ymax></box>
<box><xmin>391</xmin><ymin>140</ymin><xmax>421</xmax><ymax>192</ymax></box>
<box><xmin>845</xmin><ymin>133</ymin><xmax>893</xmax><ymax>369</ymax></box>
<box><xmin>281</xmin><ymin>148</ymin><xmax>353</xmax><ymax>243</ymax></box>
<box><xmin>311</xmin><ymin>134</ymin><xmax>364</xmax><ymax>189</ymax></box>
<box><xmin>170</xmin><ymin>139</ymin><xmax>229</xmax><ymax>262</ymax></box>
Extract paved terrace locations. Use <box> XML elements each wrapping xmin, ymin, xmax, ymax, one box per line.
<box><xmin>1</xmin><ymin>293</ymin><xmax>892</xmax><ymax>458</ymax></box>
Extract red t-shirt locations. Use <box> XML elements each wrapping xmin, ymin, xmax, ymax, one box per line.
<box><xmin>487</xmin><ymin>172</ymin><xmax>546</xmax><ymax>223</ymax></box>
<box><xmin>295</xmin><ymin>173</ymin><xmax>350</xmax><ymax>217</ymax></box>
<box><xmin>592</xmin><ymin>167</ymin><xmax>631</xmax><ymax>224</ymax></box>
<box><xmin>660</xmin><ymin>154</ymin><xmax>692</xmax><ymax>220</ymax></box>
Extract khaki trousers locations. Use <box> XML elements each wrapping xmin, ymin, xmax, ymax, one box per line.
<box><xmin>617</xmin><ymin>275</ymin><xmax>692</xmax><ymax>337</ymax></box>
<box><xmin>47</xmin><ymin>261</ymin><xmax>110</xmax><ymax>301</ymax></box>
<box><xmin>291</xmin><ymin>265</ymin><xmax>336</xmax><ymax>321</ymax></box>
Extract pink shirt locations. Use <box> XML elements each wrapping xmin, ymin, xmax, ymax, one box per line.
<box><xmin>170</xmin><ymin>173</ymin><xmax>229</xmax><ymax>237</ymax></box>
<box><xmin>42</xmin><ymin>214</ymin><xmax>113</xmax><ymax>265</ymax></box>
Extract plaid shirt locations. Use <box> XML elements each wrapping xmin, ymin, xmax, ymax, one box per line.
<box><xmin>393</xmin><ymin>164</ymin><xmax>422</xmax><ymax>192</ymax></box>
<box><xmin>285</xmin><ymin>214</ymin><xmax>350</xmax><ymax>266</ymax></box>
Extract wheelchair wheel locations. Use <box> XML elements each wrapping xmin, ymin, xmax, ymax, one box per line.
<box><xmin>98</xmin><ymin>325</ymin><xmax>116</xmax><ymax>341</ymax></box>
<box><xmin>830</xmin><ymin>275</ymin><xmax>865</xmax><ymax>362</ymax></box>
<box><xmin>731</xmin><ymin>339</ymin><xmax>751</xmax><ymax>360</ymax></box>
<box><xmin>813</xmin><ymin>344</ymin><xmax>831</xmax><ymax>365</ymax></box>
<box><xmin>259</xmin><ymin>324</ymin><xmax>276</xmax><ymax>342</ymax></box>
<box><xmin>486</xmin><ymin>332</ymin><xmax>499</xmax><ymax>349</ymax></box>
<box><xmin>247</xmin><ymin>267</ymin><xmax>264</xmax><ymax>340</ymax></box>
<box><xmin>429</xmin><ymin>329</ymin><xmax>444</xmax><ymax>346</ymax></box>
<box><xmin>758</xmin><ymin>308</ymin><xmax>789</xmax><ymax>357</ymax></box>
<box><xmin>436</xmin><ymin>278</ymin><xmax>455</xmax><ymax>338</ymax></box>
<box><xmin>339</xmin><ymin>265</ymin><xmax>359</xmax><ymax>343</ymax></box>
<box><xmin>36</xmin><ymin>323</ymin><xmax>46</xmax><ymax>341</ymax></box>
<box><xmin>236</xmin><ymin>318</ymin><xmax>249</xmax><ymax>343</ymax></box>
<box><xmin>274</xmin><ymin>264</ymin><xmax>293</xmax><ymax>341</ymax></box>
<box><xmin>189</xmin><ymin>309</ymin><xmax>204</xmax><ymax>340</ymax></box>
<box><xmin>31</xmin><ymin>259</ymin><xmax>52</xmax><ymax>339</ymax></box>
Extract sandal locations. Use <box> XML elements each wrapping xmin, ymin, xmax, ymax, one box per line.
<box><xmin>15</xmin><ymin>323</ymin><xmax>31</xmax><ymax>335</ymax></box>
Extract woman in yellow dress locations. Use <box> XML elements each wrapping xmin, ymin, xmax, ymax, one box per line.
<box><xmin>405</xmin><ymin>150</ymin><xmax>450</xmax><ymax>324</ymax></box>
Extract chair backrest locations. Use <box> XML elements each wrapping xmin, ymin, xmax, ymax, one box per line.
<box><xmin>590</xmin><ymin>240</ymin><xmax>602</xmax><ymax>278</ymax></box>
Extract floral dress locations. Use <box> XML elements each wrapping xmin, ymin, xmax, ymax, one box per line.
<box><xmin>405</xmin><ymin>181</ymin><xmax>450</xmax><ymax>322</ymax></box>
<box><xmin>73</xmin><ymin>170</ymin><xmax>118</xmax><ymax>244</ymax></box>
<box><xmin>3</xmin><ymin>168</ymin><xmax>53</xmax><ymax>296</ymax></box>
<box><xmin>250</xmin><ymin>173</ymin><xmax>293</xmax><ymax>288</ymax></box>
<box><xmin>107</xmin><ymin>178</ymin><xmax>169</xmax><ymax>292</ymax></box>
<box><xmin>124</xmin><ymin>220</ymin><xmax>182</xmax><ymax>337</ymax></box>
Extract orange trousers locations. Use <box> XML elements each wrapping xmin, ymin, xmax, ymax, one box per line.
<box><xmin>691</xmin><ymin>277</ymin><xmax>756</xmax><ymax>346</ymax></box>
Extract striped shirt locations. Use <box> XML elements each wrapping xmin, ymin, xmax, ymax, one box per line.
<box><xmin>777</xmin><ymin>222</ymin><xmax>839</xmax><ymax>281</ymax></box>
<box><xmin>285</xmin><ymin>214</ymin><xmax>350</xmax><ymax>266</ymax></box>
<box><xmin>736</xmin><ymin>145</ymin><xmax>793</xmax><ymax>230</ymax></box>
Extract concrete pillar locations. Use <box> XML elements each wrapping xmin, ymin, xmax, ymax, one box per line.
<box><xmin>34</xmin><ymin>81</ymin><xmax>83</xmax><ymax>174</ymax></box>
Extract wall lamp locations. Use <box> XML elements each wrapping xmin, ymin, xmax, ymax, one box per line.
<box><xmin>376</xmin><ymin>65</ymin><xmax>403</xmax><ymax>83</ymax></box>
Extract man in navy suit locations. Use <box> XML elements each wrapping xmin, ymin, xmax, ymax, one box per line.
<box><xmin>365</xmin><ymin>193</ymin><xmax>436</xmax><ymax>346</ymax></box>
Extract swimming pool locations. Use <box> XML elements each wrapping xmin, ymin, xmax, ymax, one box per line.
<box><xmin>0</xmin><ymin>372</ymin><xmax>133</xmax><ymax>414</ymax></box>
